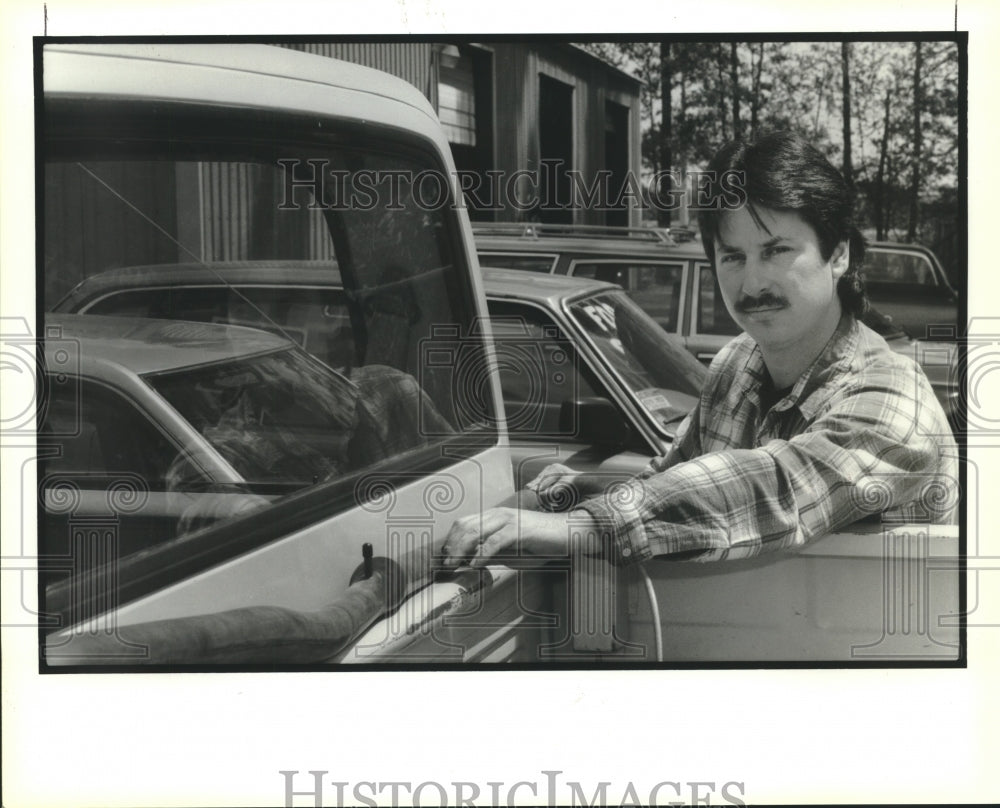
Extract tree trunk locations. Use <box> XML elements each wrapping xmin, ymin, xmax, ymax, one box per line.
<box><xmin>644</xmin><ymin>90</ymin><xmax>658</xmax><ymax>176</ymax></box>
<box><xmin>717</xmin><ymin>44</ymin><xmax>729</xmax><ymax>142</ymax></box>
<box><xmin>678</xmin><ymin>56</ymin><xmax>689</xmax><ymax>226</ymax></box>
<box><xmin>841</xmin><ymin>42</ymin><xmax>854</xmax><ymax>190</ymax></box>
<box><xmin>907</xmin><ymin>42</ymin><xmax>923</xmax><ymax>242</ymax></box>
<box><xmin>886</xmin><ymin>153</ymin><xmax>896</xmax><ymax>237</ymax></box>
<box><xmin>659</xmin><ymin>40</ymin><xmax>672</xmax><ymax>226</ymax></box>
<box><xmin>730</xmin><ymin>42</ymin><xmax>742</xmax><ymax>139</ymax></box>
<box><xmin>750</xmin><ymin>43</ymin><xmax>764</xmax><ymax>139</ymax></box>
<box><xmin>875</xmin><ymin>88</ymin><xmax>891</xmax><ymax>240</ymax></box>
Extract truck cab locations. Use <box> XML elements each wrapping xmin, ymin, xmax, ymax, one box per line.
<box><xmin>41</xmin><ymin>43</ymin><xmax>546</xmax><ymax>665</ymax></box>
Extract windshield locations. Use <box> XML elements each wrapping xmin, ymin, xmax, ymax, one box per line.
<box><xmin>568</xmin><ymin>290</ymin><xmax>707</xmax><ymax>432</ymax></box>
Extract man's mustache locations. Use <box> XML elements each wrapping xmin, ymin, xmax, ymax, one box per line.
<box><xmin>735</xmin><ymin>292</ymin><xmax>789</xmax><ymax>313</ymax></box>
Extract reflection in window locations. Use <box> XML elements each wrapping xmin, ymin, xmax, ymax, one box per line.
<box><xmin>486</xmin><ymin>302</ymin><xmax>600</xmax><ymax>437</ymax></box>
<box><xmin>41</xmin><ymin>378</ymin><xmax>179</xmax><ymax>486</ymax></box>
<box><xmin>148</xmin><ymin>348</ymin><xmax>359</xmax><ymax>487</ymax></box>
<box><xmin>43</xmin><ymin>101</ymin><xmax>487</xmax><ymax>584</ymax></box>
<box><xmin>86</xmin><ymin>284</ymin><xmax>353</xmax><ymax>371</ymax></box>
<box><xmin>39</xmin><ymin>377</ymin><xmax>191</xmax><ymax>576</ymax></box>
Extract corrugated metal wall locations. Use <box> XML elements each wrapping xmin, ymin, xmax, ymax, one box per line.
<box><xmin>201</xmin><ymin>163</ymin><xmax>250</xmax><ymax>260</ymax></box>
<box><xmin>44</xmin><ymin>162</ymin><xmax>182</xmax><ymax>304</ymax></box>
<box><xmin>198</xmin><ymin>164</ymin><xmax>334</xmax><ymax>262</ymax></box>
<box><xmin>281</xmin><ymin>42</ymin><xmax>436</xmax><ymax>105</ymax></box>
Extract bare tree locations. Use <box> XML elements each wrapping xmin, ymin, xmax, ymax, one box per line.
<box><xmin>874</xmin><ymin>88</ymin><xmax>892</xmax><ymax>239</ymax></box>
<box><xmin>749</xmin><ymin>42</ymin><xmax>765</xmax><ymax>139</ymax></box>
<box><xmin>841</xmin><ymin>42</ymin><xmax>854</xmax><ymax>190</ymax></box>
<box><xmin>730</xmin><ymin>42</ymin><xmax>742</xmax><ymax>139</ymax></box>
<box><xmin>660</xmin><ymin>40</ymin><xmax>672</xmax><ymax>225</ymax></box>
<box><xmin>716</xmin><ymin>43</ymin><xmax>729</xmax><ymax>141</ymax></box>
<box><xmin>907</xmin><ymin>41</ymin><xmax>923</xmax><ymax>241</ymax></box>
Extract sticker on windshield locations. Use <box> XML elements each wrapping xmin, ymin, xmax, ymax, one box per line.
<box><xmin>636</xmin><ymin>389</ymin><xmax>673</xmax><ymax>412</ymax></box>
<box><xmin>577</xmin><ymin>301</ymin><xmax>617</xmax><ymax>334</ymax></box>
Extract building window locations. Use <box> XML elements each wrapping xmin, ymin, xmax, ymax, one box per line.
<box><xmin>438</xmin><ymin>47</ymin><xmax>477</xmax><ymax>147</ymax></box>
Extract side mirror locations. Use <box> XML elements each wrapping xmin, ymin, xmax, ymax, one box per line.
<box><xmin>559</xmin><ymin>397</ymin><xmax>631</xmax><ymax>447</ymax></box>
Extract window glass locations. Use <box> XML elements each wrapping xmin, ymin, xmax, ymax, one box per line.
<box><xmin>486</xmin><ymin>301</ymin><xmax>600</xmax><ymax>437</ymax></box>
<box><xmin>39</xmin><ymin>378</ymin><xmax>192</xmax><ymax>578</ymax></box>
<box><xmin>41</xmin><ymin>378</ymin><xmax>180</xmax><ymax>485</ymax></box>
<box><xmin>571</xmin><ymin>261</ymin><xmax>684</xmax><ymax>332</ymax></box>
<box><xmin>42</xmin><ymin>99</ymin><xmax>487</xmax><ymax>591</ymax></box>
<box><xmin>147</xmin><ymin>348</ymin><xmax>361</xmax><ymax>488</ymax></box>
<box><xmin>477</xmin><ymin>252</ymin><xmax>557</xmax><ymax>274</ymax></box>
<box><xmin>438</xmin><ymin>48</ymin><xmax>477</xmax><ymax>146</ymax></box>
<box><xmin>863</xmin><ymin>250</ymin><xmax>937</xmax><ymax>285</ymax></box>
<box><xmin>567</xmin><ymin>290</ymin><xmax>706</xmax><ymax>434</ymax></box>
<box><xmin>86</xmin><ymin>285</ymin><xmax>353</xmax><ymax>370</ymax></box>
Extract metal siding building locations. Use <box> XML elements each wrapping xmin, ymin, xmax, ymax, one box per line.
<box><xmin>285</xmin><ymin>41</ymin><xmax>642</xmax><ymax>226</ymax></box>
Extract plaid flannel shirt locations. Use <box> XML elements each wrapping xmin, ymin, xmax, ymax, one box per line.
<box><xmin>577</xmin><ymin>313</ymin><xmax>959</xmax><ymax>564</ymax></box>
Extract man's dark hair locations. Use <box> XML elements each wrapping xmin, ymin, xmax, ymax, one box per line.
<box><xmin>698</xmin><ymin>130</ymin><xmax>868</xmax><ymax>318</ymax></box>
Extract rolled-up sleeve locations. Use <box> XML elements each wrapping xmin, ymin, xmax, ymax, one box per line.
<box><xmin>577</xmin><ymin>377</ymin><xmax>957</xmax><ymax>566</ymax></box>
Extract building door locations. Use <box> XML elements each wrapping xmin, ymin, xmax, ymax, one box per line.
<box><xmin>538</xmin><ymin>74</ymin><xmax>574</xmax><ymax>225</ymax></box>
<box><xmin>604</xmin><ymin>100</ymin><xmax>630</xmax><ymax>228</ymax></box>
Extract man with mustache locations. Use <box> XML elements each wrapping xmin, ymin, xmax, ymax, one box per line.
<box><xmin>442</xmin><ymin>131</ymin><xmax>957</xmax><ymax>568</ymax></box>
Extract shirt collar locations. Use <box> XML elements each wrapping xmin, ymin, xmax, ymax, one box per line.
<box><xmin>734</xmin><ymin>312</ymin><xmax>860</xmax><ymax>419</ymax></box>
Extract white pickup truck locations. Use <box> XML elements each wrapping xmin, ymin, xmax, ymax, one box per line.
<box><xmin>40</xmin><ymin>43</ymin><xmax>960</xmax><ymax>666</ymax></box>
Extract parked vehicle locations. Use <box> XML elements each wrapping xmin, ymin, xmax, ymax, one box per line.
<box><xmin>55</xmin><ymin>263</ymin><xmax>708</xmax><ymax>490</ymax></box>
<box><xmin>40</xmin><ymin>313</ymin><xmax>375</xmax><ymax>579</ymax></box>
<box><xmin>476</xmin><ymin>223</ymin><xmax>692</xmax><ymax>335</ymax></box>
<box><xmin>861</xmin><ymin>241</ymin><xmax>959</xmax><ymax>341</ymax></box>
<box><xmin>474</xmin><ymin>225</ymin><xmax>960</xmax><ymax>423</ymax></box>
<box><xmin>484</xmin><ymin>268</ymin><xmax>707</xmax><ymax>489</ymax></box>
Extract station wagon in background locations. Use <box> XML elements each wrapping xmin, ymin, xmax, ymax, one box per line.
<box><xmin>862</xmin><ymin>240</ymin><xmax>959</xmax><ymax>341</ymax></box>
<box><xmin>39</xmin><ymin>43</ymin><xmax>959</xmax><ymax>665</ymax></box>
<box><xmin>474</xmin><ymin>224</ymin><xmax>960</xmax><ymax>425</ymax></box>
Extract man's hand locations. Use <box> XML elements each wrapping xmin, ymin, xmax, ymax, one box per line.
<box><xmin>440</xmin><ymin>507</ymin><xmax>600</xmax><ymax>569</ymax></box>
<box><xmin>525</xmin><ymin>463</ymin><xmax>579</xmax><ymax>502</ymax></box>
<box><xmin>526</xmin><ymin>463</ymin><xmax>631</xmax><ymax>511</ymax></box>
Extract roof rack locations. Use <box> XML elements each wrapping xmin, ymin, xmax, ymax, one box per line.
<box><xmin>667</xmin><ymin>225</ymin><xmax>700</xmax><ymax>244</ymax></box>
<box><xmin>471</xmin><ymin>222</ymin><xmax>675</xmax><ymax>245</ymax></box>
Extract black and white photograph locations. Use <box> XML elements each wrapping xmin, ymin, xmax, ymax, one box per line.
<box><xmin>2</xmin><ymin>1</ymin><xmax>997</xmax><ymax>806</ymax></box>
